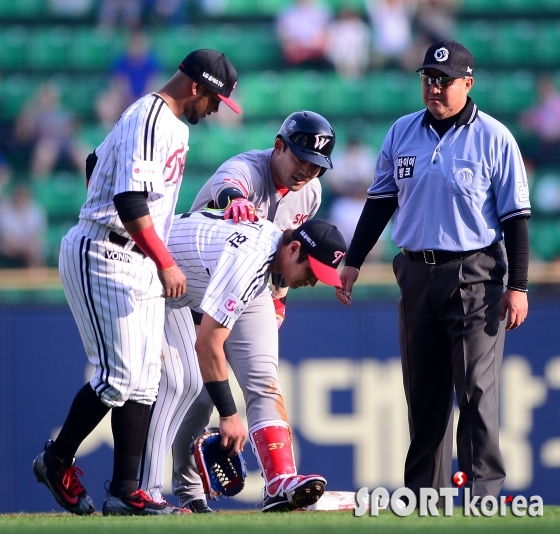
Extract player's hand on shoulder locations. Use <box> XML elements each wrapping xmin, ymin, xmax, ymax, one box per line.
<box><xmin>336</xmin><ymin>266</ymin><xmax>359</xmax><ymax>307</ymax></box>
<box><xmin>219</xmin><ymin>413</ymin><xmax>247</xmax><ymax>457</ymax></box>
<box><xmin>224</xmin><ymin>198</ymin><xmax>258</xmax><ymax>223</ymax></box>
<box><xmin>158</xmin><ymin>264</ymin><xmax>187</xmax><ymax>298</ymax></box>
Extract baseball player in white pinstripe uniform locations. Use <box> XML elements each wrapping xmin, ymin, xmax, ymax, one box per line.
<box><xmin>139</xmin><ymin>111</ymin><xmax>337</xmax><ymax>512</ymax></box>
<box><xmin>149</xmin><ymin>211</ymin><xmax>344</xmax><ymax>513</ymax></box>
<box><xmin>32</xmin><ymin>49</ymin><xmax>241</xmax><ymax>516</ymax></box>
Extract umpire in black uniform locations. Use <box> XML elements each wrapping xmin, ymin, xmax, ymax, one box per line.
<box><xmin>336</xmin><ymin>41</ymin><xmax>531</xmax><ymax>504</ymax></box>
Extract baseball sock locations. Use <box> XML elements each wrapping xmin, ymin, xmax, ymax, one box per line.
<box><xmin>110</xmin><ymin>400</ymin><xmax>151</xmax><ymax>497</ymax></box>
<box><xmin>51</xmin><ymin>383</ymin><xmax>110</xmax><ymax>460</ymax></box>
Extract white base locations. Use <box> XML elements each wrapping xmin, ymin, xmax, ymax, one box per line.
<box><xmin>302</xmin><ymin>490</ymin><xmax>376</xmax><ymax>512</ymax></box>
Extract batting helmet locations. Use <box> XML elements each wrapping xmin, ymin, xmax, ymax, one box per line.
<box><xmin>277</xmin><ymin>111</ymin><xmax>335</xmax><ymax>177</ymax></box>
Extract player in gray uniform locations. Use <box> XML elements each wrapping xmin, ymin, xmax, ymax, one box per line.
<box><xmin>32</xmin><ymin>49</ymin><xmax>241</xmax><ymax>516</ymax></box>
<box><xmin>139</xmin><ymin>111</ymin><xmax>336</xmax><ymax>512</ymax></box>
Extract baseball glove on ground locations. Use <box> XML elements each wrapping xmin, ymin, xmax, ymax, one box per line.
<box><xmin>192</xmin><ymin>430</ymin><xmax>247</xmax><ymax>499</ymax></box>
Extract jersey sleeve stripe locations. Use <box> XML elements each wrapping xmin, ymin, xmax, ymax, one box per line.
<box><xmin>150</xmin><ymin>101</ymin><xmax>164</xmax><ymax>161</ymax></box>
<box><xmin>499</xmin><ymin>208</ymin><xmax>531</xmax><ymax>223</ymax></box>
<box><xmin>367</xmin><ymin>192</ymin><xmax>398</xmax><ymax>200</ymax></box>
<box><xmin>143</xmin><ymin>97</ymin><xmax>164</xmax><ymax>161</ymax></box>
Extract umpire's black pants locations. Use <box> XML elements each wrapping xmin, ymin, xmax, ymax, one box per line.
<box><xmin>393</xmin><ymin>243</ymin><xmax>507</xmax><ymax>502</ymax></box>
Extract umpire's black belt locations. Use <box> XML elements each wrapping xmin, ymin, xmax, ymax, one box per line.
<box><xmin>401</xmin><ymin>243</ymin><xmax>498</xmax><ymax>265</ymax></box>
<box><xmin>108</xmin><ymin>231</ymin><xmax>146</xmax><ymax>257</ymax></box>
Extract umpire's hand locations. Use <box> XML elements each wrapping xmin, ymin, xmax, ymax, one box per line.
<box><xmin>336</xmin><ymin>266</ymin><xmax>359</xmax><ymax>307</ymax></box>
<box><xmin>500</xmin><ymin>288</ymin><xmax>528</xmax><ymax>330</ymax></box>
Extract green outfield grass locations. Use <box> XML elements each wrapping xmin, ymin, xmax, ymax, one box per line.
<box><xmin>1</xmin><ymin>508</ymin><xmax>559</xmax><ymax>534</ymax></box>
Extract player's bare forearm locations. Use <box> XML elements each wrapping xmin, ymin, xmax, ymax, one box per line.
<box><xmin>195</xmin><ymin>314</ymin><xmax>231</xmax><ymax>382</ymax></box>
<box><xmin>335</xmin><ymin>266</ymin><xmax>359</xmax><ymax>306</ymax></box>
<box><xmin>219</xmin><ymin>413</ymin><xmax>247</xmax><ymax>456</ymax></box>
<box><xmin>500</xmin><ymin>288</ymin><xmax>528</xmax><ymax>330</ymax></box>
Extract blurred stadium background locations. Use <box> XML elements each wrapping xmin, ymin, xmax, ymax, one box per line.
<box><xmin>1</xmin><ymin>0</ymin><xmax>560</xmax><ymax>277</ymax></box>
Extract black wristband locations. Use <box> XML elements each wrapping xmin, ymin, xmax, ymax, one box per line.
<box><xmin>506</xmin><ymin>285</ymin><xmax>529</xmax><ymax>293</ymax></box>
<box><xmin>205</xmin><ymin>380</ymin><xmax>237</xmax><ymax>417</ymax></box>
<box><xmin>216</xmin><ymin>187</ymin><xmax>246</xmax><ymax>209</ymax></box>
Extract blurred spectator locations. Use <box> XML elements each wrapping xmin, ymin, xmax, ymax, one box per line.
<box><xmin>48</xmin><ymin>0</ymin><xmax>94</xmax><ymax>17</ymax></box>
<box><xmin>145</xmin><ymin>0</ymin><xmax>188</xmax><ymax>25</ymax></box>
<box><xmin>325</xmin><ymin>136</ymin><xmax>377</xmax><ymax>200</ymax></box>
<box><xmin>413</xmin><ymin>0</ymin><xmax>458</xmax><ymax>43</ymax></box>
<box><xmin>0</xmin><ymin>152</ymin><xmax>13</xmax><ymax>196</ymax></box>
<box><xmin>0</xmin><ymin>183</ymin><xmax>47</xmax><ymax>268</ymax></box>
<box><xmin>96</xmin><ymin>30</ymin><xmax>164</xmax><ymax>127</ymax></box>
<box><xmin>325</xmin><ymin>8</ymin><xmax>371</xmax><ymax>79</ymax></box>
<box><xmin>401</xmin><ymin>0</ymin><xmax>460</xmax><ymax>71</ymax></box>
<box><xmin>97</xmin><ymin>0</ymin><xmax>143</xmax><ymax>31</ymax></box>
<box><xmin>532</xmin><ymin>171</ymin><xmax>560</xmax><ymax>215</ymax></box>
<box><xmin>325</xmin><ymin>137</ymin><xmax>378</xmax><ymax>250</ymax></box>
<box><xmin>519</xmin><ymin>75</ymin><xmax>560</xmax><ymax>168</ymax></box>
<box><xmin>366</xmin><ymin>0</ymin><xmax>414</xmax><ymax>69</ymax></box>
<box><xmin>14</xmin><ymin>83</ymin><xmax>87</xmax><ymax>180</ymax></box>
<box><xmin>276</xmin><ymin>0</ymin><xmax>332</xmax><ymax>67</ymax></box>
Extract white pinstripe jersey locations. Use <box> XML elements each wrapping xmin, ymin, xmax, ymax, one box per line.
<box><xmin>190</xmin><ymin>148</ymin><xmax>321</xmax><ymax>230</ymax></box>
<box><xmin>165</xmin><ymin>211</ymin><xmax>282</xmax><ymax>329</ymax></box>
<box><xmin>79</xmin><ymin>93</ymin><xmax>189</xmax><ymax>243</ymax></box>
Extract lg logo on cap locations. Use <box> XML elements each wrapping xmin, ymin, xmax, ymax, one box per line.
<box><xmin>434</xmin><ymin>47</ymin><xmax>449</xmax><ymax>62</ymax></box>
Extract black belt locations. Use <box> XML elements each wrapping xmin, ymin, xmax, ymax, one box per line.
<box><xmin>401</xmin><ymin>244</ymin><xmax>496</xmax><ymax>265</ymax></box>
<box><xmin>108</xmin><ymin>231</ymin><xmax>145</xmax><ymax>256</ymax></box>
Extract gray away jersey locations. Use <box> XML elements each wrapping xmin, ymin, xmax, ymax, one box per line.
<box><xmin>79</xmin><ymin>93</ymin><xmax>189</xmax><ymax>243</ymax></box>
<box><xmin>165</xmin><ymin>211</ymin><xmax>283</xmax><ymax>329</ymax></box>
<box><xmin>190</xmin><ymin>148</ymin><xmax>321</xmax><ymax>229</ymax></box>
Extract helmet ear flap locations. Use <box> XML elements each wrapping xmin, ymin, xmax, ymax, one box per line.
<box><xmin>318</xmin><ymin>167</ymin><xmax>328</xmax><ymax>178</ymax></box>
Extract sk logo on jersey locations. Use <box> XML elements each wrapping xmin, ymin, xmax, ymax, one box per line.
<box><xmin>397</xmin><ymin>156</ymin><xmax>416</xmax><ymax>179</ymax></box>
<box><xmin>293</xmin><ymin>214</ymin><xmax>309</xmax><ymax>225</ymax></box>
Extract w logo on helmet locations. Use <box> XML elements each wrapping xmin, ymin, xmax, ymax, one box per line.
<box><xmin>314</xmin><ymin>134</ymin><xmax>331</xmax><ymax>151</ymax></box>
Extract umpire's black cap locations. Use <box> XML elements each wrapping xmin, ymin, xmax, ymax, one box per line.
<box><xmin>179</xmin><ymin>49</ymin><xmax>241</xmax><ymax>114</ymax></box>
<box><xmin>417</xmin><ymin>40</ymin><xmax>474</xmax><ymax>78</ymax></box>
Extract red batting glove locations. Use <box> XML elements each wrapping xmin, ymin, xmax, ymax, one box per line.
<box><xmin>224</xmin><ymin>198</ymin><xmax>257</xmax><ymax>223</ymax></box>
<box><xmin>273</xmin><ymin>297</ymin><xmax>286</xmax><ymax>329</ymax></box>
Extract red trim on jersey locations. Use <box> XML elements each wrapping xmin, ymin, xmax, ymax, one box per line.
<box><xmin>130</xmin><ymin>226</ymin><xmax>175</xmax><ymax>270</ymax></box>
<box><xmin>276</xmin><ymin>186</ymin><xmax>289</xmax><ymax>198</ymax></box>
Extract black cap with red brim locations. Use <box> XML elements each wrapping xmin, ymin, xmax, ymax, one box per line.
<box><xmin>179</xmin><ymin>49</ymin><xmax>241</xmax><ymax>114</ymax></box>
<box><xmin>293</xmin><ymin>219</ymin><xmax>346</xmax><ymax>288</ymax></box>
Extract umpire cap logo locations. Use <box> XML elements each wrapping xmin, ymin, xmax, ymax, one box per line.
<box><xmin>434</xmin><ymin>47</ymin><xmax>449</xmax><ymax>62</ymax></box>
